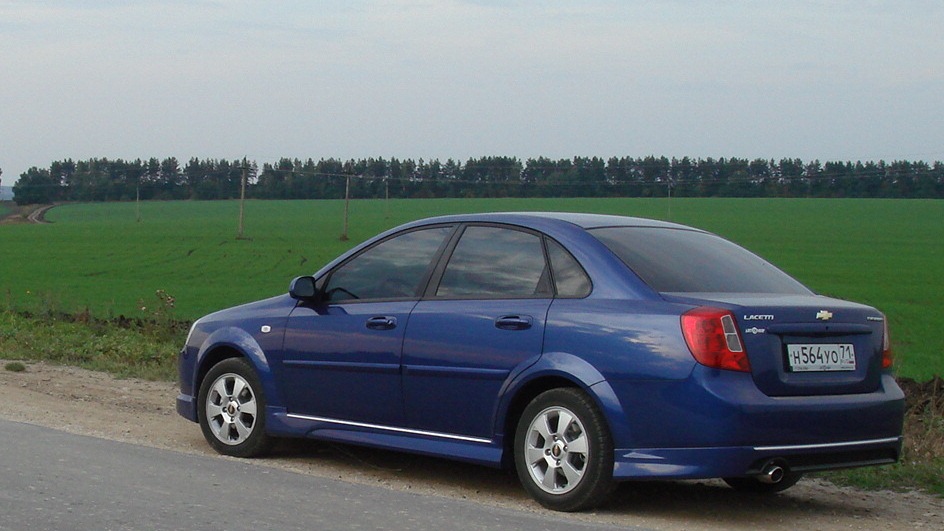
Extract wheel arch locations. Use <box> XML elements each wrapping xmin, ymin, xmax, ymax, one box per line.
<box><xmin>193</xmin><ymin>327</ymin><xmax>280</xmax><ymax>421</ymax></box>
<box><xmin>498</xmin><ymin>351</ymin><xmax>631</xmax><ymax>468</ymax></box>
<box><xmin>500</xmin><ymin>375</ymin><xmax>578</xmax><ymax>468</ymax></box>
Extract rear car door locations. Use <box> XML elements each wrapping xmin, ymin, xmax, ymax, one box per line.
<box><xmin>401</xmin><ymin>225</ymin><xmax>553</xmax><ymax>439</ymax></box>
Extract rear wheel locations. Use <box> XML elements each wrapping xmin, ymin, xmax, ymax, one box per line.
<box><xmin>514</xmin><ymin>388</ymin><xmax>614</xmax><ymax>512</ymax></box>
<box><xmin>723</xmin><ymin>472</ymin><xmax>803</xmax><ymax>493</ymax></box>
<box><xmin>198</xmin><ymin>358</ymin><xmax>273</xmax><ymax>457</ymax></box>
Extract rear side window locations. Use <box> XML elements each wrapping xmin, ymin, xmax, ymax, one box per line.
<box><xmin>547</xmin><ymin>239</ymin><xmax>591</xmax><ymax>298</ymax></box>
<box><xmin>590</xmin><ymin>227</ymin><xmax>812</xmax><ymax>294</ymax></box>
<box><xmin>436</xmin><ymin>226</ymin><xmax>551</xmax><ymax>298</ymax></box>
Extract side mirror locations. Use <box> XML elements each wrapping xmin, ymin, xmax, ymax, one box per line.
<box><xmin>289</xmin><ymin>276</ymin><xmax>317</xmax><ymax>300</ymax></box>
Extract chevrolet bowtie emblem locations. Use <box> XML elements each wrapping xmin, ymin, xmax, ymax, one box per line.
<box><xmin>816</xmin><ymin>310</ymin><xmax>833</xmax><ymax>321</ymax></box>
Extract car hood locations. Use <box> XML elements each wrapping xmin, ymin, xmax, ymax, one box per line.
<box><xmin>196</xmin><ymin>294</ymin><xmax>297</xmax><ymax>327</ymax></box>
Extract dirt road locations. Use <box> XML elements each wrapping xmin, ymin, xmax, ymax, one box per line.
<box><xmin>2</xmin><ymin>360</ymin><xmax>941</xmax><ymax>530</ymax></box>
<box><xmin>0</xmin><ymin>202</ymin><xmax>54</xmax><ymax>225</ymax></box>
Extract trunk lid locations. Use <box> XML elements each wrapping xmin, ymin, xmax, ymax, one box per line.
<box><xmin>663</xmin><ymin>293</ymin><xmax>887</xmax><ymax>396</ymax></box>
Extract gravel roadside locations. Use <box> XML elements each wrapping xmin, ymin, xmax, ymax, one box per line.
<box><xmin>1</xmin><ymin>360</ymin><xmax>941</xmax><ymax>530</ymax></box>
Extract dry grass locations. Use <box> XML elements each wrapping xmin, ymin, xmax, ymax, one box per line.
<box><xmin>824</xmin><ymin>377</ymin><xmax>944</xmax><ymax>496</ymax></box>
<box><xmin>899</xmin><ymin>376</ymin><xmax>944</xmax><ymax>460</ymax></box>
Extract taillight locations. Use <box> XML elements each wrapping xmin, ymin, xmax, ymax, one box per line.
<box><xmin>681</xmin><ymin>307</ymin><xmax>751</xmax><ymax>372</ymax></box>
<box><xmin>881</xmin><ymin>318</ymin><xmax>893</xmax><ymax>369</ymax></box>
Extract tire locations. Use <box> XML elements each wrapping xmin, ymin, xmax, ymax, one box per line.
<box><xmin>514</xmin><ymin>388</ymin><xmax>614</xmax><ymax>512</ymax></box>
<box><xmin>723</xmin><ymin>472</ymin><xmax>803</xmax><ymax>494</ymax></box>
<box><xmin>198</xmin><ymin>357</ymin><xmax>273</xmax><ymax>457</ymax></box>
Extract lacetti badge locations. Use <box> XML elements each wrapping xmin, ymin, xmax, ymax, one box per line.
<box><xmin>816</xmin><ymin>310</ymin><xmax>833</xmax><ymax>321</ymax></box>
<box><xmin>743</xmin><ymin>314</ymin><xmax>774</xmax><ymax>321</ymax></box>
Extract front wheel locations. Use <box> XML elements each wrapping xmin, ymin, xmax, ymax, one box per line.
<box><xmin>514</xmin><ymin>388</ymin><xmax>614</xmax><ymax>512</ymax></box>
<box><xmin>198</xmin><ymin>357</ymin><xmax>273</xmax><ymax>457</ymax></box>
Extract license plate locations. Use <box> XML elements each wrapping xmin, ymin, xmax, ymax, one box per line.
<box><xmin>786</xmin><ymin>344</ymin><xmax>856</xmax><ymax>372</ymax></box>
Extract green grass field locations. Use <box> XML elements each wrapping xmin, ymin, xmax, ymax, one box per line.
<box><xmin>1</xmin><ymin>197</ymin><xmax>941</xmax><ymax>380</ymax></box>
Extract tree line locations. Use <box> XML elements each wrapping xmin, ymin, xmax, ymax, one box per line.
<box><xmin>10</xmin><ymin>155</ymin><xmax>944</xmax><ymax>205</ymax></box>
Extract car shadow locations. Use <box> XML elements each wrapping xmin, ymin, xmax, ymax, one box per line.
<box><xmin>268</xmin><ymin>438</ymin><xmax>524</xmax><ymax>499</ymax></box>
<box><xmin>260</xmin><ymin>438</ymin><xmax>870</xmax><ymax>524</ymax></box>
<box><xmin>605</xmin><ymin>479</ymin><xmax>870</xmax><ymax>524</ymax></box>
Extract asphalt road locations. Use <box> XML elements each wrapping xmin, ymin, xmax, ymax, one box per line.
<box><xmin>0</xmin><ymin>420</ymin><xmax>639</xmax><ymax>531</ymax></box>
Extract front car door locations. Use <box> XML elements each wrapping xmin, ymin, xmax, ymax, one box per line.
<box><xmin>280</xmin><ymin>225</ymin><xmax>454</xmax><ymax>426</ymax></box>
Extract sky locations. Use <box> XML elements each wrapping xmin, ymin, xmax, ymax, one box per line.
<box><xmin>1</xmin><ymin>0</ymin><xmax>942</xmax><ymax>185</ymax></box>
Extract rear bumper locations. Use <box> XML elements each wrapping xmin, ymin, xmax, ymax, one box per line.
<box><xmin>607</xmin><ymin>369</ymin><xmax>905</xmax><ymax>479</ymax></box>
<box><xmin>613</xmin><ymin>435</ymin><xmax>902</xmax><ymax>480</ymax></box>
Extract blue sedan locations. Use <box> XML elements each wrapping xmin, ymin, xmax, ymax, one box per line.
<box><xmin>176</xmin><ymin>212</ymin><xmax>904</xmax><ymax>511</ymax></box>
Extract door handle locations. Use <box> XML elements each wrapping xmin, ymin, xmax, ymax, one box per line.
<box><xmin>366</xmin><ymin>316</ymin><xmax>397</xmax><ymax>330</ymax></box>
<box><xmin>495</xmin><ymin>315</ymin><xmax>533</xmax><ymax>331</ymax></box>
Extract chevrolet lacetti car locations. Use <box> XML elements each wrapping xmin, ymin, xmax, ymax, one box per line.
<box><xmin>176</xmin><ymin>212</ymin><xmax>905</xmax><ymax>511</ymax></box>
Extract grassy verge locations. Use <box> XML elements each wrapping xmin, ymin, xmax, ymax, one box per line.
<box><xmin>822</xmin><ymin>378</ymin><xmax>944</xmax><ymax>496</ymax></box>
<box><xmin>822</xmin><ymin>460</ymin><xmax>944</xmax><ymax>497</ymax></box>
<box><xmin>822</xmin><ymin>428</ymin><xmax>944</xmax><ymax>496</ymax></box>
<box><xmin>2</xmin><ymin>307</ymin><xmax>941</xmax><ymax>498</ymax></box>
<box><xmin>0</xmin><ymin>310</ymin><xmax>182</xmax><ymax>381</ymax></box>
<box><xmin>2</xmin><ymin>198</ymin><xmax>941</xmax><ymax>379</ymax></box>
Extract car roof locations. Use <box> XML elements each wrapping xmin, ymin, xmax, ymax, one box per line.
<box><xmin>410</xmin><ymin>212</ymin><xmax>698</xmax><ymax>231</ymax></box>
<box><xmin>317</xmin><ymin>211</ymin><xmax>687</xmax><ymax>302</ymax></box>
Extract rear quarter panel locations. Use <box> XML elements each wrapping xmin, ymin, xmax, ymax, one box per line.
<box><xmin>544</xmin><ymin>298</ymin><xmax>696</xmax><ymax>381</ymax></box>
<box><xmin>542</xmin><ymin>298</ymin><xmax>698</xmax><ymax>448</ymax></box>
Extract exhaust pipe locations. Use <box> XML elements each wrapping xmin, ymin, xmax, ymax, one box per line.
<box><xmin>757</xmin><ymin>462</ymin><xmax>786</xmax><ymax>484</ymax></box>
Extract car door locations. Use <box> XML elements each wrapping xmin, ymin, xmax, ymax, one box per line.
<box><xmin>401</xmin><ymin>225</ymin><xmax>554</xmax><ymax>439</ymax></box>
<box><xmin>280</xmin><ymin>225</ymin><xmax>454</xmax><ymax>426</ymax></box>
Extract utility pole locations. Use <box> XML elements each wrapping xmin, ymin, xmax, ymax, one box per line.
<box><xmin>237</xmin><ymin>164</ymin><xmax>248</xmax><ymax>239</ymax></box>
<box><xmin>136</xmin><ymin>183</ymin><xmax>141</xmax><ymax>222</ymax></box>
<box><xmin>340</xmin><ymin>173</ymin><xmax>351</xmax><ymax>241</ymax></box>
<box><xmin>666</xmin><ymin>178</ymin><xmax>673</xmax><ymax>221</ymax></box>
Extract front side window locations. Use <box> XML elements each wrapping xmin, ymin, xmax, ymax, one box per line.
<box><xmin>324</xmin><ymin>226</ymin><xmax>453</xmax><ymax>302</ymax></box>
<box><xmin>436</xmin><ymin>226</ymin><xmax>550</xmax><ymax>299</ymax></box>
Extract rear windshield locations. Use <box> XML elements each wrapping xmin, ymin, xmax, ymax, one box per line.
<box><xmin>590</xmin><ymin>227</ymin><xmax>812</xmax><ymax>294</ymax></box>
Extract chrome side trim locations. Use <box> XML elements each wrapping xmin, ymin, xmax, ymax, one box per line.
<box><xmin>285</xmin><ymin>413</ymin><xmax>493</xmax><ymax>444</ymax></box>
<box><xmin>754</xmin><ymin>436</ymin><xmax>901</xmax><ymax>453</ymax></box>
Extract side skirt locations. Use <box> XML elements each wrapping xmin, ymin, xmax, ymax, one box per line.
<box><xmin>265</xmin><ymin>407</ymin><xmax>505</xmax><ymax>468</ymax></box>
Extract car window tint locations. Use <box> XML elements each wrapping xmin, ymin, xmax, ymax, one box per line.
<box><xmin>546</xmin><ymin>239</ymin><xmax>591</xmax><ymax>298</ymax></box>
<box><xmin>591</xmin><ymin>227</ymin><xmax>812</xmax><ymax>294</ymax></box>
<box><xmin>324</xmin><ymin>226</ymin><xmax>452</xmax><ymax>302</ymax></box>
<box><xmin>437</xmin><ymin>226</ymin><xmax>550</xmax><ymax>298</ymax></box>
